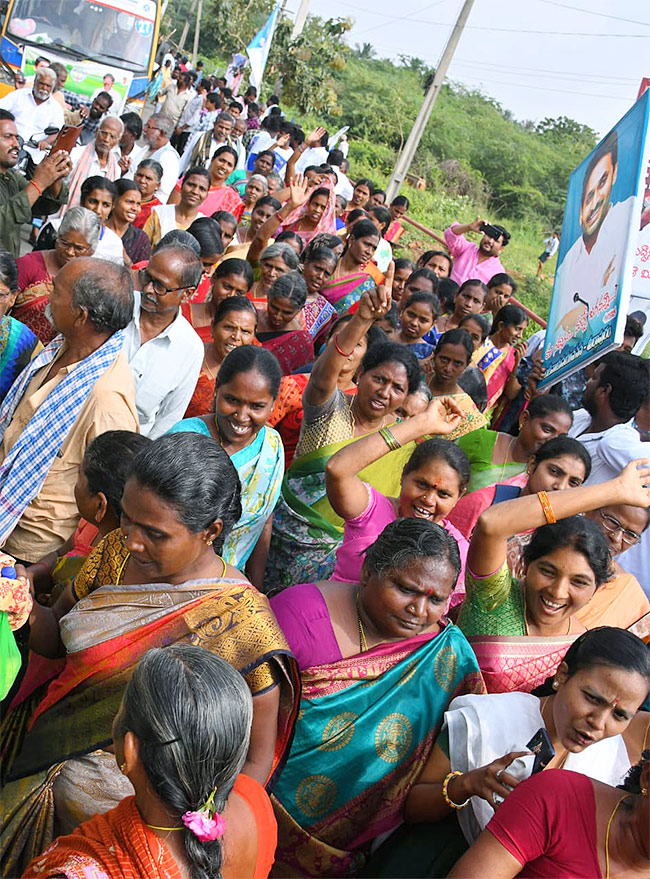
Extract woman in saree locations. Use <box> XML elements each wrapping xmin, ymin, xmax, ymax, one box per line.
<box><xmin>322</xmin><ymin>219</ymin><xmax>381</xmax><ymax>316</ymax></box>
<box><xmin>14</xmin><ymin>207</ymin><xmax>99</xmax><ymax>344</ymax></box>
<box><xmin>269</xmin><ymin>518</ymin><xmax>485</xmax><ymax>877</ymax></box>
<box><xmin>239</xmin><ymin>173</ymin><xmax>268</xmax><ymax>228</ymax></box>
<box><xmin>449</xmin><ymin>753</ymin><xmax>650</xmax><ymax>879</ymax></box>
<box><xmin>257</xmin><ymin>272</ymin><xmax>313</xmax><ymax>374</ymax></box>
<box><xmin>105</xmin><ymin>179</ymin><xmax>151</xmax><ymax>266</ymax></box>
<box><xmin>456</xmin><ymin>458</ymin><xmax>650</xmax><ymax>694</ymax></box>
<box><xmin>326</xmin><ymin>399</ymin><xmax>469</xmax><ymax>603</ymax></box>
<box><xmin>0</xmin><ymin>251</ymin><xmax>40</xmax><ymax>403</ymax></box>
<box><xmin>448</xmin><ymin>435</ymin><xmax>591</xmax><ymax>543</ymax></box>
<box><xmin>185</xmin><ymin>296</ymin><xmax>258</xmax><ymax>417</ymax></box>
<box><xmin>249</xmin><ymin>242</ymin><xmax>300</xmax><ymax>305</ymax></box>
<box><xmin>456</xmin><ymin>394</ymin><xmax>574</xmax><ymax>492</ymax></box>
<box><xmin>1</xmin><ymin>434</ymin><xmax>297</xmax><ymax>876</ymax></box>
<box><xmin>301</xmin><ymin>244</ymin><xmax>338</xmax><ymax>341</ymax></box>
<box><xmin>264</xmin><ymin>286</ymin><xmax>421</xmax><ymax>593</ymax></box>
<box><xmin>268</xmin><ymin>317</ymin><xmax>387</xmax><ymax>469</ymax></box>
<box><xmin>169</xmin><ymin>146</ymin><xmax>244</xmax><ymax>220</ymax></box>
<box><xmin>183</xmin><ymin>256</ymin><xmax>254</xmax><ymax>343</ymax></box>
<box><xmin>23</xmin><ymin>646</ymin><xmax>278</xmax><ymax>879</ymax></box>
<box><xmin>432</xmin><ymin>279</ymin><xmax>488</xmax><ymax>338</ymax></box>
<box><xmin>133</xmin><ymin>159</ymin><xmax>163</xmax><ymax>229</ymax></box>
<box><xmin>168</xmin><ymin>346</ymin><xmax>284</xmax><ymax>587</ymax></box>
<box><xmin>472</xmin><ymin>303</ymin><xmax>528</xmax><ymax>414</ymax></box>
<box><xmin>144</xmin><ymin>166</ymin><xmax>209</xmax><ymax>247</ymax></box>
<box><xmin>420</xmin><ymin>329</ymin><xmax>488</xmax><ymax>439</ymax></box>
<box><xmin>340</xmin><ymin>177</ymin><xmax>374</xmax><ymax>222</ymax></box>
<box><xmin>368</xmin><ymin>628</ymin><xmax>650</xmax><ymax>878</ymax></box>
<box><xmin>276</xmin><ymin>183</ymin><xmax>337</xmax><ymax>248</ymax></box>
<box><xmin>385</xmin><ymin>194</ymin><xmax>409</xmax><ymax>245</ymax></box>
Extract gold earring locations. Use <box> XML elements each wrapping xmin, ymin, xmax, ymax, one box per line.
<box><xmin>120</xmin><ymin>762</ymin><xmax>127</xmax><ymax>775</ymax></box>
<box><xmin>642</xmin><ymin>787</ymin><xmax>648</xmax><ymax>797</ymax></box>
<box><xmin>205</xmin><ymin>538</ymin><xmax>213</xmax><ymax>546</ymax></box>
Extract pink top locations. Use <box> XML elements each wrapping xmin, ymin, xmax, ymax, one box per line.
<box><xmin>270</xmin><ymin>583</ymin><xmax>342</xmax><ymax>671</ymax></box>
<box><xmin>444</xmin><ymin>223</ymin><xmax>506</xmax><ymax>286</ymax></box>
<box><xmin>487</xmin><ymin>770</ymin><xmax>601</xmax><ymax>878</ymax></box>
<box><xmin>331</xmin><ymin>485</ymin><xmax>468</xmax><ymax>608</ymax></box>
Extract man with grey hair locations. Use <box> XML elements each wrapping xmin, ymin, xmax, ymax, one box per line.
<box><xmin>0</xmin><ymin>66</ymin><xmax>64</xmax><ymax>145</ymax></box>
<box><xmin>63</xmin><ymin>115</ymin><xmax>123</xmax><ymax>212</ymax></box>
<box><xmin>0</xmin><ymin>258</ymin><xmax>138</xmax><ymax>561</ymax></box>
<box><xmin>124</xmin><ymin>245</ymin><xmax>203</xmax><ymax>436</ymax></box>
<box><xmin>141</xmin><ymin>114</ymin><xmax>180</xmax><ymax>201</ymax></box>
<box><xmin>181</xmin><ymin>110</ymin><xmax>236</xmax><ymax>174</ymax></box>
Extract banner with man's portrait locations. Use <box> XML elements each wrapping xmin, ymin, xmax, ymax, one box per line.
<box><xmin>540</xmin><ymin>89</ymin><xmax>650</xmax><ymax>389</ymax></box>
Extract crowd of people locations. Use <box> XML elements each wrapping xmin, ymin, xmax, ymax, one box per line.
<box><xmin>0</xmin><ymin>52</ymin><xmax>649</xmax><ymax>879</ymax></box>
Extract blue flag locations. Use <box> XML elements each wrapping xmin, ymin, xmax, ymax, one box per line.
<box><xmin>247</xmin><ymin>3</ymin><xmax>282</xmax><ymax>90</ymax></box>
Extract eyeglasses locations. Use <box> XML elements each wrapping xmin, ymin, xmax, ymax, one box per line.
<box><xmin>599</xmin><ymin>510</ymin><xmax>641</xmax><ymax>545</ymax></box>
<box><xmin>139</xmin><ymin>268</ymin><xmax>186</xmax><ymax>297</ymax></box>
<box><xmin>57</xmin><ymin>237</ymin><xmax>91</xmax><ymax>255</ymax></box>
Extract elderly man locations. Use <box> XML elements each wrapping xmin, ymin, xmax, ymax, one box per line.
<box><xmin>63</xmin><ymin>115</ymin><xmax>123</xmax><ymax>212</ymax></box>
<box><xmin>0</xmin><ymin>258</ymin><xmax>138</xmax><ymax>562</ymax></box>
<box><xmin>0</xmin><ymin>66</ymin><xmax>63</xmax><ymax>146</ymax></box>
<box><xmin>125</xmin><ymin>245</ymin><xmax>203</xmax><ymax>437</ymax></box>
<box><xmin>0</xmin><ymin>110</ymin><xmax>70</xmax><ymax>256</ymax></box>
<box><xmin>140</xmin><ymin>114</ymin><xmax>180</xmax><ymax>202</ymax></box>
<box><xmin>180</xmin><ymin>110</ymin><xmax>235</xmax><ymax>174</ymax></box>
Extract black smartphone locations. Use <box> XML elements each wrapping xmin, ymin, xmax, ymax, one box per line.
<box><xmin>479</xmin><ymin>222</ymin><xmax>502</xmax><ymax>240</ymax></box>
<box><xmin>526</xmin><ymin>727</ymin><xmax>555</xmax><ymax>773</ymax></box>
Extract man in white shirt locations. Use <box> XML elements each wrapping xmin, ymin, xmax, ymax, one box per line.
<box><xmin>140</xmin><ymin>115</ymin><xmax>180</xmax><ymax>202</ymax></box>
<box><xmin>328</xmin><ymin>148</ymin><xmax>354</xmax><ymax>200</ymax></box>
<box><xmin>568</xmin><ymin>351</ymin><xmax>648</xmax><ymax>483</ymax></box>
<box><xmin>124</xmin><ymin>246</ymin><xmax>204</xmax><ymax>437</ymax></box>
<box><xmin>537</xmin><ymin>231</ymin><xmax>559</xmax><ymax>279</ymax></box>
<box><xmin>0</xmin><ymin>67</ymin><xmax>63</xmax><ymax>145</ymax></box>
<box><xmin>567</xmin><ymin>351</ymin><xmax>650</xmax><ymax>594</ymax></box>
<box><xmin>157</xmin><ymin>71</ymin><xmax>194</xmax><ymax>127</ymax></box>
<box><xmin>553</xmin><ymin>131</ymin><xmax>634</xmax><ymax>335</ymax></box>
<box><xmin>90</xmin><ymin>74</ymin><xmax>123</xmax><ymax>115</ymax></box>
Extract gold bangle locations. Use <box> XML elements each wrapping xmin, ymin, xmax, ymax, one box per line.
<box><xmin>379</xmin><ymin>426</ymin><xmax>401</xmax><ymax>452</ymax></box>
<box><xmin>537</xmin><ymin>490</ymin><xmax>557</xmax><ymax>524</ymax></box>
<box><xmin>442</xmin><ymin>770</ymin><xmax>470</xmax><ymax>809</ymax></box>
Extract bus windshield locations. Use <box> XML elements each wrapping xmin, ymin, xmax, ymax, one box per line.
<box><xmin>5</xmin><ymin>0</ymin><xmax>157</xmax><ymax>74</ymax></box>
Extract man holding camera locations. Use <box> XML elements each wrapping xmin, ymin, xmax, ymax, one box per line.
<box><xmin>444</xmin><ymin>216</ymin><xmax>510</xmax><ymax>285</ymax></box>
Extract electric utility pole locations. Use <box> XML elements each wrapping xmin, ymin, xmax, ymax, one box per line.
<box><xmin>191</xmin><ymin>0</ymin><xmax>203</xmax><ymax>65</ymax></box>
<box><xmin>291</xmin><ymin>0</ymin><xmax>310</xmax><ymax>39</ymax></box>
<box><xmin>385</xmin><ymin>0</ymin><xmax>475</xmax><ymax>202</ymax></box>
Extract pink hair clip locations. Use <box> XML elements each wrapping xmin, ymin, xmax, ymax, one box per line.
<box><xmin>181</xmin><ymin>790</ymin><xmax>226</xmax><ymax>842</ymax></box>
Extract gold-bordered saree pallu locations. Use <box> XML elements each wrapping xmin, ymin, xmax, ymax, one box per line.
<box><xmin>2</xmin><ymin>577</ymin><xmax>299</xmax><ymax>877</ymax></box>
<box><xmin>270</xmin><ymin>623</ymin><xmax>485</xmax><ymax>877</ymax></box>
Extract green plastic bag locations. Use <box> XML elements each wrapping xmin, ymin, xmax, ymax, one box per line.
<box><xmin>0</xmin><ymin>610</ymin><xmax>21</xmax><ymax>700</ymax></box>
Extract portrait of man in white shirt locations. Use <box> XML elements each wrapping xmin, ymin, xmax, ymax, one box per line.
<box><xmin>552</xmin><ymin>130</ymin><xmax>635</xmax><ymax>336</ymax></box>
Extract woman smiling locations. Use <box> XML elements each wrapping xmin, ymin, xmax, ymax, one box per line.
<box><xmin>168</xmin><ymin>346</ymin><xmax>284</xmax><ymax>585</ymax></box>
<box><xmin>457</xmin><ymin>459</ymin><xmax>650</xmax><ymax>693</ymax></box>
<box><xmin>143</xmin><ymin>167</ymin><xmax>209</xmax><ymax>247</ymax></box>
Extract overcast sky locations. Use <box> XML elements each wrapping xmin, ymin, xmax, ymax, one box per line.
<box><xmin>284</xmin><ymin>0</ymin><xmax>649</xmax><ymax>136</ymax></box>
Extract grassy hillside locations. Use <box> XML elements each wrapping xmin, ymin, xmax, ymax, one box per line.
<box><xmin>291</xmin><ymin>56</ymin><xmax>597</xmax><ymax>323</ymax></box>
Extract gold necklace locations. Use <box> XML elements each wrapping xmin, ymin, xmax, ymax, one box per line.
<box><xmin>145</xmin><ymin>822</ymin><xmax>183</xmax><ymax>832</ymax></box>
<box><xmin>498</xmin><ymin>435</ymin><xmax>517</xmax><ymax>481</ymax></box>
<box><xmin>356</xmin><ymin>589</ymin><xmax>368</xmax><ymax>653</ymax></box>
<box><xmin>605</xmin><ymin>796</ymin><xmax>630</xmax><ymax>879</ymax></box>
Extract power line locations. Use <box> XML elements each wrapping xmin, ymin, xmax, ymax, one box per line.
<box><xmin>535</xmin><ymin>0</ymin><xmax>650</xmax><ymax>26</ymax></box>
<box><xmin>457</xmin><ymin>73</ymin><xmax>629</xmax><ymax>100</ymax></box>
<box><xmin>454</xmin><ymin>57</ymin><xmax>639</xmax><ymax>85</ymax></box>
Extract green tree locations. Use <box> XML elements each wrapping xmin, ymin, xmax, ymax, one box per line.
<box><xmin>264</xmin><ymin>16</ymin><xmax>352</xmax><ymax>115</ymax></box>
<box><xmin>354</xmin><ymin>43</ymin><xmax>377</xmax><ymax>60</ymax></box>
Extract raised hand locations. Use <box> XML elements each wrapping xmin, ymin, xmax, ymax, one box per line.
<box><xmin>287</xmin><ymin>174</ymin><xmax>310</xmax><ymax>209</ymax></box>
<box><xmin>468</xmin><ymin>216</ymin><xmax>487</xmax><ymax>234</ymax></box>
<box><xmin>615</xmin><ymin>459</ymin><xmax>650</xmax><ymax>508</ymax></box>
<box><xmin>417</xmin><ymin>396</ymin><xmax>464</xmax><ymax>435</ymax></box>
<box><xmin>306</xmin><ymin>126</ymin><xmax>327</xmax><ymax>148</ymax></box>
<box><xmin>356</xmin><ymin>285</ymin><xmax>392</xmax><ymax>321</ymax></box>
